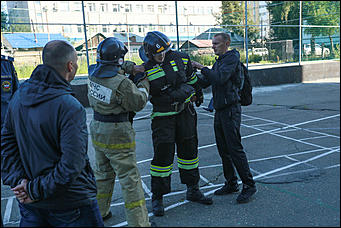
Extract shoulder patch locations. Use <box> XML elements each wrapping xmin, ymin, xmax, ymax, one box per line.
<box><xmin>88</xmin><ymin>80</ymin><xmax>112</xmax><ymax>104</ymax></box>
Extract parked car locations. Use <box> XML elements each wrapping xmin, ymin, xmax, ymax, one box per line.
<box><xmin>303</xmin><ymin>44</ymin><xmax>330</xmax><ymax>56</ymax></box>
<box><xmin>248</xmin><ymin>48</ymin><xmax>269</xmax><ymax>56</ymax></box>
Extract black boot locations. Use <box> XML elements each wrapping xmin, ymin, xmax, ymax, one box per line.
<box><xmin>186</xmin><ymin>184</ymin><xmax>213</xmax><ymax>205</ymax></box>
<box><xmin>152</xmin><ymin>194</ymin><xmax>164</xmax><ymax>216</ymax></box>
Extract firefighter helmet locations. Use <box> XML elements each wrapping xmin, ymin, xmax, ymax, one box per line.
<box><xmin>96</xmin><ymin>37</ymin><xmax>128</xmax><ymax>65</ymax></box>
<box><xmin>143</xmin><ymin>31</ymin><xmax>172</xmax><ymax>60</ymax></box>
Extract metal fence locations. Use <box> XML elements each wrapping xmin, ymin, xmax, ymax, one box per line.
<box><xmin>1</xmin><ymin>1</ymin><xmax>340</xmax><ymax>79</ymax></box>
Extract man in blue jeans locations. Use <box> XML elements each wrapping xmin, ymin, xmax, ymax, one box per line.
<box><xmin>1</xmin><ymin>40</ymin><xmax>104</xmax><ymax>226</ymax></box>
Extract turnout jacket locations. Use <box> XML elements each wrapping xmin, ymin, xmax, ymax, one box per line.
<box><xmin>87</xmin><ymin>61</ymin><xmax>149</xmax><ymax>115</ymax></box>
<box><xmin>1</xmin><ymin>65</ymin><xmax>97</xmax><ymax>209</ymax></box>
<box><xmin>144</xmin><ymin>50</ymin><xmax>202</xmax><ymax>118</ymax></box>
<box><xmin>199</xmin><ymin>49</ymin><xmax>241</xmax><ymax>110</ymax></box>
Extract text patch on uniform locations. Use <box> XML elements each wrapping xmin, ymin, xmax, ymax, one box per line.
<box><xmin>89</xmin><ymin>81</ymin><xmax>112</xmax><ymax>104</ymax></box>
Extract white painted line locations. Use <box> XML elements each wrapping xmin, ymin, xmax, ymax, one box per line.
<box><xmin>252</xmin><ymin>148</ymin><xmax>339</xmax><ymax>180</ymax></box>
<box><xmin>200</xmin><ymin>175</ymin><xmax>214</xmax><ymax>186</ymax></box>
<box><xmin>3</xmin><ymin>197</ymin><xmax>13</xmax><ymax>224</ymax></box>
<box><xmin>141</xmin><ymin>179</ymin><xmax>152</xmax><ymax>198</ymax></box>
<box><xmin>249</xmin><ymin>122</ymin><xmax>279</xmax><ymax>127</ymax></box>
<box><xmin>299</xmin><ymin>135</ymin><xmax>329</xmax><ymax>141</ymax></box>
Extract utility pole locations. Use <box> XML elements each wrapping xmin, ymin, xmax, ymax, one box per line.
<box><xmin>175</xmin><ymin>1</ymin><xmax>180</xmax><ymax>51</ymax></box>
<box><xmin>81</xmin><ymin>1</ymin><xmax>89</xmax><ymax>69</ymax></box>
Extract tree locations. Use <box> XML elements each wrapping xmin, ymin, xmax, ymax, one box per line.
<box><xmin>1</xmin><ymin>10</ymin><xmax>8</xmax><ymax>31</ymax></box>
<box><xmin>266</xmin><ymin>1</ymin><xmax>299</xmax><ymax>43</ymax></box>
<box><xmin>303</xmin><ymin>1</ymin><xmax>340</xmax><ymax>56</ymax></box>
<box><xmin>215</xmin><ymin>1</ymin><xmax>260</xmax><ymax>41</ymax></box>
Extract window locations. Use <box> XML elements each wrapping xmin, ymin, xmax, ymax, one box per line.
<box><xmin>112</xmin><ymin>4</ymin><xmax>120</xmax><ymax>12</ymax></box>
<box><xmin>77</xmin><ymin>25</ymin><xmax>83</xmax><ymax>33</ymax></box>
<box><xmin>73</xmin><ymin>2</ymin><xmax>82</xmax><ymax>12</ymax></box>
<box><xmin>87</xmin><ymin>3</ymin><xmax>96</xmax><ymax>12</ymax></box>
<box><xmin>102</xmin><ymin>25</ymin><xmax>108</xmax><ymax>33</ymax></box>
<box><xmin>125</xmin><ymin>4</ymin><xmax>132</xmax><ymax>12</ymax></box>
<box><xmin>158</xmin><ymin>5</ymin><xmax>165</xmax><ymax>14</ymax></box>
<box><xmin>147</xmin><ymin>5</ymin><xmax>154</xmax><ymax>13</ymax></box>
<box><xmin>63</xmin><ymin>25</ymin><xmax>72</xmax><ymax>33</ymax></box>
<box><xmin>135</xmin><ymin>4</ymin><xmax>143</xmax><ymax>13</ymax></box>
<box><xmin>60</xmin><ymin>1</ymin><xmax>69</xmax><ymax>12</ymax></box>
<box><xmin>100</xmin><ymin>3</ymin><xmax>108</xmax><ymax>12</ymax></box>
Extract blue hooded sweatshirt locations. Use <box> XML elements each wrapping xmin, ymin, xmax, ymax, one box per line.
<box><xmin>1</xmin><ymin>64</ymin><xmax>97</xmax><ymax>209</ymax></box>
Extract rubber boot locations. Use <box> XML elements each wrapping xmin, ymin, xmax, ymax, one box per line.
<box><xmin>186</xmin><ymin>184</ymin><xmax>213</xmax><ymax>205</ymax></box>
<box><xmin>152</xmin><ymin>194</ymin><xmax>164</xmax><ymax>216</ymax></box>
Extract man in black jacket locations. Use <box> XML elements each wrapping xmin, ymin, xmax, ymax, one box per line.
<box><xmin>1</xmin><ymin>40</ymin><xmax>104</xmax><ymax>226</ymax></box>
<box><xmin>192</xmin><ymin>32</ymin><xmax>257</xmax><ymax>204</ymax></box>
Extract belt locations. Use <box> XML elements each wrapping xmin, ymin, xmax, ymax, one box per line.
<box><xmin>93</xmin><ymin>111</ymin><xmax>129</xmax><ymax>123</ymax></box>
<box><xmin>153</xmin><ymin>102</ymin><xmax>187</xmax><ymax>113</ymax></box>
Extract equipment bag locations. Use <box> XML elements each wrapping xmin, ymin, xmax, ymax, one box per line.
<box><xmin>238</xmin><ymin>62</ymin><xmax>252</xmax><ymax>106</ymax></box>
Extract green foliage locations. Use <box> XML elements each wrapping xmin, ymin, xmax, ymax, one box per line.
<box><xmin>267</xmin><ymin>1</ymin><xmax>299</xmax><ymax>42</ymax></box>
<box><xmin>248</xmin><ymin>54</ymin><xmax>262</xmax><ymax>63</ymax></box>
<box><xmin>14</xmin><ymin>65</ymin><xmax>36</xmax><ymax>79</ymax></box>
<box><xmin>216</xmin><ymin>1</ymin><xmax>260</xmax><ymax>41</ymax></box>
<box><xmin>1</xmin><ymin>11</ymin><xmax>8</xmax><ymax>31</ymax></box>
<box><xmin>189</xmin><ymin>54</ymin><xmax>216</xmax><ymax>66</ymax></box>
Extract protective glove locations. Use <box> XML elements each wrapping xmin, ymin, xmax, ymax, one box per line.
<box><xmin>195</xmin><ymin>89</ymin><xmax>204</xmax><ymax>107</ymax></box>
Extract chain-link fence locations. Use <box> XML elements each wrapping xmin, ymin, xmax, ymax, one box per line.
<box><xmin>1</xmin><ymin>1</ymin><xmax>340</xmax><ymax>79</ymax></box>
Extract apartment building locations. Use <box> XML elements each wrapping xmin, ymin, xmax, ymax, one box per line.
<box><xmin>3</xmin><ymin>1</ymin><xmax>222</xmax><ymax>41</ymax></box>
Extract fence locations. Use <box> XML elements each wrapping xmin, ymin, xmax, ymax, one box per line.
<box><xmin>1</xmin><ymin>1</ymin><xmax>340</xmax><ymax>79</ymax></box>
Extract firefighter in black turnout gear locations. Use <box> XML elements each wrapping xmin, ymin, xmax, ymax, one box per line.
<box><xmin>142</xmin><ymin>31</ymin><xmax>212</xmax><ymax>217</ymax></box>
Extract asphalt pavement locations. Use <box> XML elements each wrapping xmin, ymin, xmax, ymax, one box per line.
<box><xmin>1</xmin><ymin>78</ymin><xmax>340</xmax><ymax>227</ymax></box>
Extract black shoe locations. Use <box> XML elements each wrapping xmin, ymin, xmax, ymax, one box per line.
<box><xmin>152</xmin><ymin>195</ymin><xmax>164</xmax><ymax>216</ymax></box>
<box><xmin>102</xmin><ymin>211</ymin><xmax>112</xmax><ymax>221</ymax></box>
<box><xmin>236</xmin><ymin>184</ymin><xmax>257</xmax><ymax>203</ymax></box>
<box><xmin>203</xmin><ymin>107</ymin><xmax>214</xmax><ymax>112</ymax></box>
<box><xmin>214</xmin><ymin>182</ymin><xmax>239</xmax><ymax>195</ymax></box>
<box><xmin>186</xmin><ymin>185</ymin><xmax>213</xmax><ymax>205</ymax></box>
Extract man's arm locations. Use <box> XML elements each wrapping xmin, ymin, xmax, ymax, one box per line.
<box><xmin>192</xmin><ymin>57</ymin><xmax>239</xmax><ymax>85</ymax></box>
<box><xmin>185</xmin><ymin>56</ymin><xmax>204</xmax><ymax>107</ymax></box>
<box><xmin>1</xmin><ymin>105</ymin><xmax>28</xmax><ymax>188</ymax></box>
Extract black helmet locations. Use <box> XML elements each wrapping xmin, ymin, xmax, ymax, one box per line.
<box><xmin>143</xmin><ymin>31</ymin><xmax>172</xmax><ymax>60</ymax></box>
<box><xmin>96</xmin><ymin>37</ymin><xmax>128</xmax><ymax>65</ymax></box>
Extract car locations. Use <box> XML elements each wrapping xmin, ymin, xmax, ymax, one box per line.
<box><xmin>303</xmin><ymin>44</ymin><xmax>330</xmax><ymax>56</ymax></box>
<box><xmin>248</xmin><ymin>48</ymin><xmax>269</xmax><ymax>56</ymax></box>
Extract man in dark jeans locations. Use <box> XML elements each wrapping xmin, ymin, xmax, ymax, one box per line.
<box><xmin>192</xmin><ymin>32</ymin><xmax>257</xmax><ymax>204</ymax></box>
<box><xmin>1</xmin><ymin>40</ymin><xmax>104</xmax><ymax>226</ymax></box>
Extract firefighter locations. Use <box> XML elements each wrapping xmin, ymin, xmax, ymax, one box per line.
<box><xmin>1</xmin><ymin>55</ymin><xmax>19</xmax><ymax>129</ymax></box>
<box><xmin>142</xmin><ymin>31</ymin><xmax>213</xmax><ymax>217</ymax></box>
<box><xmin>87</xmin><ymin>37</ymin><xmax>150</xmax><ymax>227</ymax></box>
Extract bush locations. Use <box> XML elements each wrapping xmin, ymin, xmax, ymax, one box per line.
<box><xmin>189</xmin><ymin>54</ymin><xmax>216</xmax><ymax>66</ymax></box>
<box><xmin>14</xmin><ymin>65</ymin><xmax>36</xmax><ymax>79</ymax></box>
<box><xmin>248</xmin><ymin>54</ymin><xmax>262</xmax><ymax>63</ymax></box>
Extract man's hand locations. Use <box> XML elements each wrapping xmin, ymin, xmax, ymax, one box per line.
<box><xmin>195</xmin><ymin>90</ymin><xmax>204</xmax><ymax>107</ymax></box>
<box><xmin>191</xmin><ymin>61</ymin><xmax>204</xmax><ymax>70</ymax></box>
<box><xmin>11</xmin><ymin>179</ymin><xmax>35</xmax><ymax>204</ymax></box>
<box><xmin>133</xmin><ymin>65</ymin><xmax>145</xmax><ymax>75</ymax></box>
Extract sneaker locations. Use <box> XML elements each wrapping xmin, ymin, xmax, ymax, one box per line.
<box><xmin>236</xmin><ymin>184</ymin><xmax>257</xmax><ymax>203</ymax></box>
<box><xmin>102</xmin><ymin>211</ymin><xmax>112</xmax><ymax>221</ymax></box>
<box><xmin>214</xmin><ymin>183</ymin><xmax>239</xmax><ymax>195</ymax></box>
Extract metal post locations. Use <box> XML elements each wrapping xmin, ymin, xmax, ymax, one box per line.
<box><xmin>245</xmin><ymin>1</ymin><xmax>248</xmax><ymax>67</ymax></box>
<box><xmin>81</xmin><ymin>1</ymin><xmax>89</xmax><ymax>69</ymax></box>
<box><xmin>175</xmin><ymin>1</ymin><xmax>180</xmax><ymax>51</ymax></box>
<box><xmin>299</xmin><ymin>1</ymin><xmax>302</xmax><ymax>65</ymax></box>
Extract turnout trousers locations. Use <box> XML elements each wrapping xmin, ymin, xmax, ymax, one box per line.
<box><xmin>214</xmin><ymin>104</ymin><xmax>255</xmax><ymax>187</ymax></box>
<box><xmin>90</xmin><ymin>120</ymin><xmax>150</xmax><ymax>227</ymax></box>
<box><xmin>150</xmin><ymin>103</ymin><xmax>200</xmax><ymax>196</ymax></box>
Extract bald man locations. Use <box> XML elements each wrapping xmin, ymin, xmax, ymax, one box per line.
<box><xmin>1</xmin><ymin>40</ymin><xmax>104</xmax><ymax>227</ymax></box>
